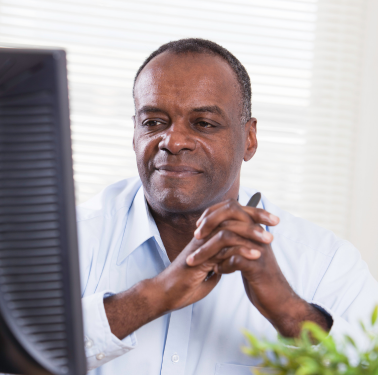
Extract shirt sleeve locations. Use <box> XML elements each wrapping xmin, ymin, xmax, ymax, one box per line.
<box><xmin>82</xmin><ymin>290</ymin><xmax>137</xmax><ymax>371</ymax></box>
<box><xmin>311</xmin><ymin>241</ymin><xmax>378</xmax><ymax>354</ymax></box>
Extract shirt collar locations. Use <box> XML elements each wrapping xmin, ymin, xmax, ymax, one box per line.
<box><xmin>117</xmin><ymin>187</ymin><xmax>157</xmax><ymax>265</ymax></box>
<box><xmin>239</xmin><ymin>185</ymin><xmax>265</xmax><ymax>208</ymax></box>
<box><xmin>238</xmin><ymin>187</ymin><xmax>251</xmax><ymax>206</ymax></box>
<box><xmin>117</xmin><ymin>185</ymin><xmax>264</xmax><ymax>265</ymax></box>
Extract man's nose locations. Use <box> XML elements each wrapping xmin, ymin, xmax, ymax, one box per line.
<box><xmin>158</xmin><ymin>122</ymin><xmax>196</xmax><ymax>154</ymax></box>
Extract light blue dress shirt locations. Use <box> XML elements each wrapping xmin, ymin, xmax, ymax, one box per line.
<box><xmin>77</xmin><ymin>177</ymin><xmax>378</xmax><ymax>375</ymax></box>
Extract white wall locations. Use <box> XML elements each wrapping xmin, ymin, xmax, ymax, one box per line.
<box><xmin>348</xmin><ymin>0</ymin><xmax>378</xmax><ymax>280</ymax></box>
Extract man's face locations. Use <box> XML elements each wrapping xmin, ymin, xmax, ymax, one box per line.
<box><xmin>133</xmin><ymin>51</ymin><xmax>256</xmax><ymax>215</ymax></box>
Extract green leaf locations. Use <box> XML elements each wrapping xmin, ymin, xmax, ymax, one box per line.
<box><xmin>242</xmin><ymin>305</ymin><xmax>378</xmax><ymax>375</ymax></box>
<box><xmin>345</xmin><ymin>335</ymin><xmax>357</xmax><ymax>348</ymax></box>
<box><xmin>372</xmin><ymin>305</ymin><xmax>378</xmax><ymax>326</ymax></box>
<box><xmin>360</xmin><ymin>320</ymin><xmax>367</xmax><ymax>333</ymax></box>
<box><xmin>302</xmin><ymin>321</ymin><xmax>328</xmax><ymax>342</ymax></box>
<box><xmin>296</xmin><ymin>357</ymin><xmax>320</xmax><ymax>374</ymax></box>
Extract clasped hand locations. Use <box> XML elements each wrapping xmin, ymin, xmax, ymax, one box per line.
<box><xmin>104</xmin><ymin>200</ymin><xmax>329</xmax><ymax>339</ymax></box>
<box><xmin>188</xmin><ymin>198</ymin><xmax>278</xmax><ymax>278</ymax></box>
<box><xmin>155</xmin><ymin>199</ymin><xmax>310</xmax><ymax>335</ymax></box>
<box><xmin>157</xmin><ymin>200</ymin><xmax>327</xmax><ymax>337</ymax></box>
<box><xmin>105</xmin><ymin>198</ymin><xmax>330</xmax><ymax>340</ymax></box>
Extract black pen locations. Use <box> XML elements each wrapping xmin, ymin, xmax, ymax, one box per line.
<box><xmin>204</xmin><ymin>192</ymin><xmax>262</xmax><ymax>281</ymax></box>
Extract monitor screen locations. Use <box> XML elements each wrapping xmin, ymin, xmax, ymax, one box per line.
<box><xmin>0</xmin><ymin>48</ymin><xmax>86</xmax><ymax>375</ymax></box>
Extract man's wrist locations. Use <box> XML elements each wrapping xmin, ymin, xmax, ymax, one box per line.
<box><xmin>271</xmin><ymin>298</ymin><xmax>331</xmax><ymax>337</ymax></box>
<box><xmin>139</xmin><ymin>278</ymin><xmax>169</xmax><ymax>319</ymax></box>
<box><xmin>103</xmin><ymin>278</ymin><xmax>168</xmax><ymax>340</ymax></box>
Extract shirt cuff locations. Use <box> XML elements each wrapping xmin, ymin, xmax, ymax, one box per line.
<box><xmin>82</xmin><ymin>290</ymin><xmax>137</xmax><ymax>371</ymax></box>
<box><xmin>310</xmin><ymin>303</ymin><xmax>333</xmax><ymax>330</ymax></box>
<box><xmin>311</xmin><ymin>301</ymin><xmax>368</xmax><ymax>364</ymax></box>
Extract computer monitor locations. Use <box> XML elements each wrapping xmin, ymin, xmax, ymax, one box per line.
<box><xmin>0</xmin><ymin>49</ymin><xmax>86</xmax><ymax>374</ymax></box>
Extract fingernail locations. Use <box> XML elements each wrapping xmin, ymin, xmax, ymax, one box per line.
<box><xmin>196</xmin><ymin>214</ymin><xmax>205</xmax><ymax>226</ymax></box>
<box><xmin>249</xmin><ymin>249</ymin><xmax>261</xmax><ymax>258</ymax></box>
<box><xmin>194</xmin><ymin>228</ymin><xmax>201</xmax><ymax>239</ymax></box>
<box><xmin>256</xmin><ymin>230</ymin><xmax>271</xmax><ymax>241</ymax></box>
<box><xmin>269</xmin><ymin>213</ymin><xmax>279</xmax><ymax>224</ymax></box>
<box><xmin>262</xmin><ymin>231</ymin><xmax>273</xmax><ymax>241</ymax></box>
<box><xmin>186</xmin><ymin>254</ymin><xmax>195</xmax><ymax>265</ymax></box>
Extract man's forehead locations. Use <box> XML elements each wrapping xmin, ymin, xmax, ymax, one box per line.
<box><xmin>136</xmin><ymin>50</ymin><xmax>234</xmax><ymax>81</ymax></box>
<box><xmin>134</xmin><ymin>51</ymin><xmax>241</xmax><ymax>111</ymax></box>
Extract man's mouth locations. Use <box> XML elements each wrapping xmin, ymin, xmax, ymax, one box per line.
<box><xmin>155</xmin><ymin>165</ymin><xmax>202</xmax><ymax>177</ymax></box>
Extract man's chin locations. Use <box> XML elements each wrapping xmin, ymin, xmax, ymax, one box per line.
<box><xmin>148</xmin><ymin>186</ymin><xmax>208</xmax><ymax>214</ymax></box>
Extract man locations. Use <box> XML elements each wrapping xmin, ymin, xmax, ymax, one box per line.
<box><xmin>78</xmin><ymin>39</ymin><xmax>378</xmax><ymax>375</ymax></box>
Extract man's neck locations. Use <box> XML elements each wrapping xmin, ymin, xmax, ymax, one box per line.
<box><xmin>145</xmin><ymin>180</ymin><xmax>241</xmax><ymax>262</ymax></box>
<box><xmin>149</xmin><ymin>207</ymin><xmax>200</xmax><ymax>262</ymax></box>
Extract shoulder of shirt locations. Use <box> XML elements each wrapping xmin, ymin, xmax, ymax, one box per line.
<box><xmin>76</xmin><ymin>176</ymin><xmax>142</xmax><ymax>223</ymax></box>
<box><xmin>240</xmin><ymin>186</ymin><xmax>353</xmax><ymax>258</ymax></box>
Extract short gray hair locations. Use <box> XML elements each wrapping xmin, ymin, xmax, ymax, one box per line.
<box><xmin>133</xmin><ymin>38</ymin><xmax>252</xmax><ymax>125</ymax></box>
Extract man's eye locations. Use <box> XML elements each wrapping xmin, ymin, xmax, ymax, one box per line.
<box><xmin>198</xmin><ymin>121</ymin><xmax>213</xmax><ymax>128</ymax></box>
<box><xmin>144</xmin><ymin>120</ymin><xmax>163</xmax><ymax>127</ymax></box>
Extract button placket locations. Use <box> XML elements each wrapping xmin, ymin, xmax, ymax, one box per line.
<box><xmin>160</xmin><ymin>304</ymin><xmax>193</xmax><ymax>375</ymax></box>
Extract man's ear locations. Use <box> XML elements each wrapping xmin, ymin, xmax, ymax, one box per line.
<box><xmin>243</xmin><ymin>117</ymin><xmax>257</xmax><ymax>162</ymax></box>
<box><xmin>132</xmin><ymin>115</ymin><xmax>136</xmax><ymax>151</ymax></box>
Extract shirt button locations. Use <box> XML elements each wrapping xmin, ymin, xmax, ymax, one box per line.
<box><xmin>96</xmin><ymin>353</ymin><xmax>105</xmax><ymax>360</ymax></box>
<box><xmin>171</xmin><ymin>354</ymin><xmax>179</xmax><ymax>363</ymax></box>
<box><xmin>85</xmin><ymin>339</ymin><xmax>93</xmax><ymax>348</ymax></box>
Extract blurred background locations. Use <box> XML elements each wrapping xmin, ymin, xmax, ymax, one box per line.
<box><xmin>0</xmin><ymin>0</ymin><xmax>377</xmax><ymax>278</ymax></box>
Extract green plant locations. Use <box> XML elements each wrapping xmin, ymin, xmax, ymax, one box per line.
<box><xmin>243</xmin><ymin>306</ymin><xmax>378</xmax><ymax>375</ymax></box>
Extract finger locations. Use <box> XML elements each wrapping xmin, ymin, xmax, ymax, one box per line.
<box><xmin>187</xmin><ymin>229</ymin><xmax>254</xmax><ymax>266</ymax></box>
<box><xmin>242</xmin><ymin>206</ymin><xmax>279</xmax><ymax>227</ymax></box>
<box><xmin>195</xmin><ymin>199</ymin><xmax>252</xmax><ymax>240</ymax></box>
<box><xmin>211</xmin><ymin>245</ymin><xmax>261</xmax><ymax>262</ymax></box>
<box><xmin>217</xmin><ymin>220</ymin><xmax>273</xmax><ymax>244</ymax></box>
<box><xmin>196</xmin><ymin>200</ymin><xmax>227</xmax><ymax>227</ymax></box>
<box><xmin>196</xmin><ymin>199</ymin><xmax>246</xmax><ymax>231</ymax></box>
<box><xmin>197</xmin><ymin>199</ymin><xmax>279</xmax><ymax>228</ymax></box>
<box><xmin>215</xmin><ymin>254</ymin><xmax>254</xmax><ymax>274</ymax></box>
